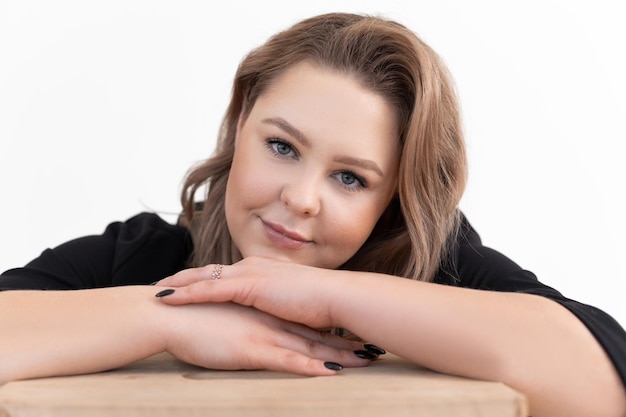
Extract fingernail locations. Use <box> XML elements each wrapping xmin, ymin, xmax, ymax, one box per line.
<box><xmin>150</xmin><ymin>281</ymin><xmax>159</xmax><ymax>286</ymax></box>
<box><xmin>364</xmin><ymin>344</ymin><xmax>386</xmax><ymax>355</ymax></box>
<box><xmin>354</xmin><ymin>350</ymin><xmax>377</xmax><ymax>360</ymax></box>
<box><xmin>323</xmin><ymin>362</ymin><xmax>343</xmax><ymax>371</ymax></box>
<box><xmin>155</xmin><ymin>289</ymin><xmax>175</xmax><ymax>298</ymax></box>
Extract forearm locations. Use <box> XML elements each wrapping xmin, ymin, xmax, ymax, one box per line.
<box><xmin>153</xmin><ymin>259</ymin><xmax>626</xmax><ymax>415</ymax></box>
<box><xmin>0</xmin><ymin>286</ymin><xmax>167</xmax><ymax>383</ymax></box>
<box><xmin>330</xmin><ymin>272</ymin><xmax>626</xmax><ymax>417</ymax></box>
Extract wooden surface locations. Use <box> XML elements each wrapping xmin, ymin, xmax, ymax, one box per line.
<box><xmin>0</xmin><ymin>353</ymin><xmax>527</xmax><ymax>417</ymax></box>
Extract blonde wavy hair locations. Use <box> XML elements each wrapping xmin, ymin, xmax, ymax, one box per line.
<box><xmin>180</xmin><ymin>12</ymin><xmax>467</xmax><ymax>282</ymax></box>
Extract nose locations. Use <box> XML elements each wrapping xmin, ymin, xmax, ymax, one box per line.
<box><xmin>280</xmin><ymin>173</ymin><xmax>322</xmax><ymax>217</ymax></box>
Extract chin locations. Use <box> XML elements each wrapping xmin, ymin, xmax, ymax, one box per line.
<box><xmin>243</xmin><ymin>249</ymin><xmax>303</xmax><ymax>264</ymax></box>
<box><xmin>241</xmin><ymin>246</ymin><xmax>342</xmax><ymax>269</ymax></box>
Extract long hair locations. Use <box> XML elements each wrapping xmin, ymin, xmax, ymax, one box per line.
<box><xmin>180</xmin><ymin>13</ymin><xmax>467</xmax><ymax>282</ymax></box>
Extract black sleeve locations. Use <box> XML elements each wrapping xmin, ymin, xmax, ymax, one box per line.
<box><xmin>0</xmin><ymin>212</ymin><xmax>192</xmax><ymax>290</ymax></box>
<box><xmin>437</xmin><ymin>214</ymin><xmax>626</xmax><ymax>389</ymax></box>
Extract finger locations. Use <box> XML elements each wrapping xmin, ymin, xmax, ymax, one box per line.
<box><xmin>257</xmin><ymin>346</ymin><xmax>345</xmax><ymax>376</ymax></box>
<box><xmin>156</xmin><ymin>275</ymin><xmax>255</xmax><ymax>306</ymax></box>
<box><xmin>284</xmin><ymin>322</ymin><xmax>365</xmax><ymax>352</ymax></box>
<box><xmin>275</xmin><ymin>328</ymin><xmax>372</xmax><ymax>368</ymax></box>
<box><xmin>156</xmin><ymin>264</ymin><xmax>227</xmax><ymax>287</ymax></box>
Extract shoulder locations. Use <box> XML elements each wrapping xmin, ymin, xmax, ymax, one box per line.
<box><xmin>101</xmin><ymin>212</ymin><xmax>192</xmax><ymax>278</ymax></box>
<box><xmin>437</xmin><ymin>213</ymin><xmax>626</xmax><ymax>387</ymax></box>
<box><xmin>102</xmin><ymin>212</ymin><xmax>190</xmax><ymax>248</ymax></box>
<box><xmin>436</xmin><ymin>213</ymin><xmax>545</xmax><ymax>292</ymax></box>
<box><xmin>1</xmin><ymin>212</ymin><xmax>192</xmax><ymax>290</ymax></box>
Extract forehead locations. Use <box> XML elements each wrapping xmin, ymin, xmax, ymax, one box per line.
<box><xmin>249</xmin><ymin>62</ymin><xmax>400</xmax><ymax>158</ymax></box>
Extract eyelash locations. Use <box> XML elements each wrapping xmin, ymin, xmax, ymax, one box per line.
<box><xmin>264</xmin><ymin>138</ymin><xmax>368</xmax><ymax>191</ymax></box>
<box><xmin>265</xmin><ymin>138</ymin><xmax>299</xmax><ymax>159</ymax></box>
<box><xmin>334</xmin><ymin>171</ymin><xmax>368</xmax><ymax>192</ymax></box>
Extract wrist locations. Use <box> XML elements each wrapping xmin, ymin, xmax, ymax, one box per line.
<box><xmin>135</xmin><ymin>285</ymin><xmax>177</xmax><ymax>355</ymax></box>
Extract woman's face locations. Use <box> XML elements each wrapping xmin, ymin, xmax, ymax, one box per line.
<box><xmin>225</xmin><ymin>62</ymin><xmax>399</xmax><ymax>269</ymax></box>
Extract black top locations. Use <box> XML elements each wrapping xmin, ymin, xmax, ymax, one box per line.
<box><xmin>2</xmin><ymin>212</ymin><xmax>625</xmax><ymax>388</ymax></box>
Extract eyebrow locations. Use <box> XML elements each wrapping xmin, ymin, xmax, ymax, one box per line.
<box><xmin>333</xmin><ymin>155</ymin><xmax>383</xmax><ymax>177</ymax></box>
<box><xmin>261</xmin><ymin>117</ymin><xmax>384</xmax><ymax>177</ymax></box>
<box><xmin>262</xmin><ymin>117</ymin><xmax>311</xmax><ymax>147</ymax></box>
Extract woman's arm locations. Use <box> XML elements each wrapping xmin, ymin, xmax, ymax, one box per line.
<box><xmin>0</xmin><ymin>286</ymin><xmax>166</xmax><ymax>382</ymax></box>
<box><xmin>332</xmin><ymin>273</ymin><xmax>626</xmax><ymax>417</ymax></box>
<box><xmin>0</xmin><ymin>285</ymin><xmax>369</xmax><ymax>384</ymax></box>
<box><xmin>157</xmin><ymin>257</ymin><xmax>626</xmax><ymax>417</ymax></box>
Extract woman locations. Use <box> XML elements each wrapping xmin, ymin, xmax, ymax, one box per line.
<box><xmin>1</xmin><ymin>12</ymin><xmax>625</xmax><ymax>417</ymax></box>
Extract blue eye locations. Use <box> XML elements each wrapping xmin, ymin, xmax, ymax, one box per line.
<box><xmin>266</xmin><ymin>138</ymin><xmax>298</xmax><ymax>158</ymax></box>
<box><xmin>275</xmin><ymin>142</ymin><xmax>291</xmax><ymax>155</ymax></box>
<box><xmin>334</xmin><ymin>171</ymin><xmax>367</xmax><ymax>191</ymax></box>
<box><xmin>341</xmin><ymin>172</ymin><xmax>357</xmax><ymax>185</ymax></box>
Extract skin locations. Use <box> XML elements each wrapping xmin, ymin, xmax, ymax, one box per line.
<box><xmin>225</xmin><ymin>62</ymin><xmax>399</xmax><ymax>269</ymax></box>
<box><xmin>157</xmin><ymin>260</ymin><xmax>626</xmax><ymax>417</ymax></box>
<box><xmin>0</xmin><ymin>287</ymin><xmax>369</xmax><ymax>383</ymax></box>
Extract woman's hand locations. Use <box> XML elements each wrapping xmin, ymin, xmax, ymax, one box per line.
<box><xmin>155</xmin><ymin>257</ymin><xmax>343</xmax><ymax>330</ymax></box>
<box><xmin>155</xmin><ymin>258</ymin><xmax>385</xmax><ymax>374</ymax></box>
<box><xmin>0</xmin><ymin>286</ymin><xmax>369</xmax><ymax>383</ymax></box>
<box><xmin>161</xmin><ymin>300</ymin><xmax>371</xmax><ymax>376</ymax></box>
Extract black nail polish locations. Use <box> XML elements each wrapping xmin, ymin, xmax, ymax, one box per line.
<box><xmin>150</xmin><ymin>281</ymin><xmax>159</xmax><ymax>286</ymax></box>
<box><xmin>364</xmin><ymin>344</ymin><xmax>386</xmax><ymax>355</ymax></box>
<box><xmin>155</xmin><ymin>289</ymin><xmax>175</xmax><ymax>298</ymax></box>
<box><xmin>324</xmin><ymin>362</ymin><xmax>343</xmax><ymax>371</ymax></box>
<box><xmin>354</xmin><ymin>350</ymin><xmax>377</xmax><ymax>360</ymax></box>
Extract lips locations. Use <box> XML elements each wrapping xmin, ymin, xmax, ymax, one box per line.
<box><xmin>261</xmin><ymin>219</ymin><xmax>311</xmax><ymax>250</ymax></box>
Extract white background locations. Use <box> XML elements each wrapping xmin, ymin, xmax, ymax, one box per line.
<box><xmin>1</xmin><ymin>1</ymin><xmax>624</xmax><ymax>326</ymax></box>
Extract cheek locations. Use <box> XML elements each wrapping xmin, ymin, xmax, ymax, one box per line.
<box><xmin>226</xmin><ymin>150</ymin><xmax>276</xmax><ymax>213</ymax></box>
<box><xmin>328</xmin><ymin>200</ymin><xmax>385</xmax><ymax>251</ymax></box>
